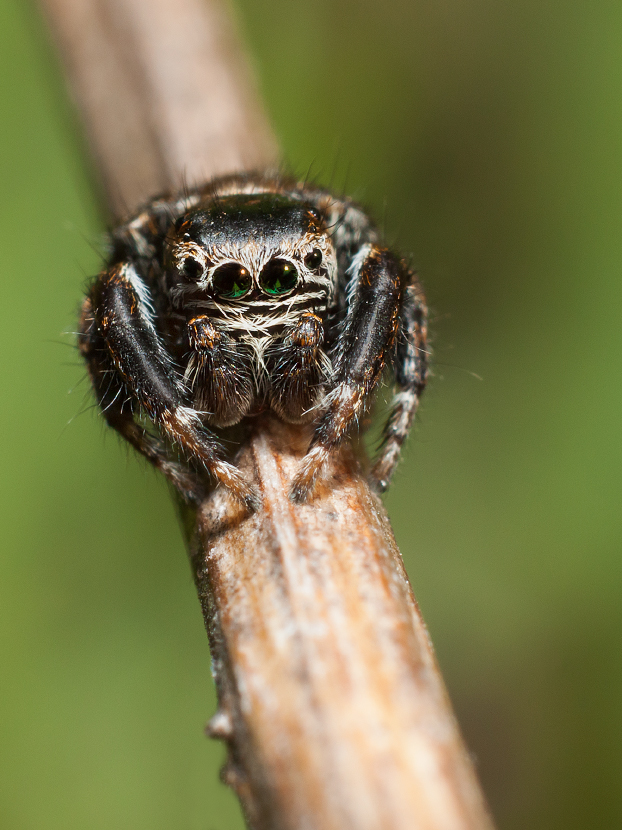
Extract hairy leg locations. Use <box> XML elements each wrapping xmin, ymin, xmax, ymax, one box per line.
<box><xmin>370</xmin><ymin>276</ymin><xmax>428</xmax><ymax>491</ymax></box>
<box><xmin>291</xmin><ymin>245</ymin><xmax>404</xmax><ymax>502</ymax></box>
<box><xmin>82</xmin><ymin>263</ymin><xmax>260</xmax><ymax>511</ymax></box>
<box><xmin>266</xmin><ymin>312</ymin><xmax>330</xmax><ymax>423</ymax></box>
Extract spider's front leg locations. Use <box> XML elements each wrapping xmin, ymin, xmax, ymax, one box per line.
<box><xmin>80</xmin><ymin>296</ymin><xmax>206</xmax><ymax>504</ymax></box>
<box><xmin>81</xmin><ymin>261</ymin><xmax>260</xmax><ymax>511</ymax></box>
<box><xmin>290</xmin><ymin>245</ymin><xmax>406</xmax><ymax>502</ymax></box>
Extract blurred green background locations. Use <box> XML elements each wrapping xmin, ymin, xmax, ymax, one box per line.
<box><xmin>2</xmin><ymin>0</ymin><xmax>622</xmax><ymax>827</ymax></box>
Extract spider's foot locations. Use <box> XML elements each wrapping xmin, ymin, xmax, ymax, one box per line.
<box><xmin>290</xmin><ymin>445</ymin><xmax>329</xmax><ymax>504</ymax></box>
<box><xmin>368</xmin><ymin>474</ymin><xmax>389</xmax><ymax>495</ymax></box>
<box><xmin>213</xmin><ymin>461</ymin><xmax>262</xmax><ymax>513</ymax></box>
<box><xmin>369</xmin><ymin>449</ymin><xmax>399</xmax><ymax>495</ymax></box>
<box><xmin>368</xmin><ymin>463</ymin><xmax>390</xmax><ymax>494</ymax></box>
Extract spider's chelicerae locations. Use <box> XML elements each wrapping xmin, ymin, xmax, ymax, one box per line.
<box><xmin>79</xmin><ymin>173</ymin><xmax>428</xmax><ymax>511</ymax></box>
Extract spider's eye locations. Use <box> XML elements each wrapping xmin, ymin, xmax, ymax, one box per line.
<box><xmin>181</xmin><ymin>256</ymin><xmax>203</xmax><ymax>281</ymax></box>
<box><xmin>304</xmin><ymin>249</ymin><xmax>323</xmax><ymax>271</ymax></box>
<box><xmin>259</xmin><ymin>259</ymin><xmax>299</xmax><ymax>295</ymax></box>
<box><xmin>212</xmin><ymin>263</ymin><xmax>252</xmax><ymax>299</ymax></box>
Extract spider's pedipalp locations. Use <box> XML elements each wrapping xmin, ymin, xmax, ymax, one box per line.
<box><xmin>186</xmin><ymin>315</ymin><xmax>254</xmax><ymax>426</ymax></box>
<box><xmin>266</xmin><ymin>311</ymin><xmax>329</xmax><ymax>423</ymax></box>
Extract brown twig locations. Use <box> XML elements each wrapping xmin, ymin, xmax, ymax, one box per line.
<box><xmin>41</xmin><ymin>0</ymin><xmax>495</xmax><ymax>827</ymax></box>
<box><xmin>39</xmin><ymin>0</ymin><xmax>279</xmax><ymax>218</ymax></box>
<box><xmin>195</xmin><ymin>418</ymin><xmax>494</xmax><ymax>830</ymax></box>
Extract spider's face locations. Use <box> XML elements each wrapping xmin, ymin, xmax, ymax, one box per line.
<box><xmin>166</xmin><ymin>193</ymin><xmax>337</xmax><ymax>309</ymax></box>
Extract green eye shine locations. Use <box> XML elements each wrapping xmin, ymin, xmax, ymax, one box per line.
<box><xmin>259</xmin><ymin>259</ymin><xmax>299</xmax><ymax>295</ymax></box>
<box><xmin>212</xmin><ymin>263</ymin><xmax>252</xmax><ymax>298</ymax></box>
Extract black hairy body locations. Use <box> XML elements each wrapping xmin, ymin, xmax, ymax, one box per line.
<box><xmin>79</xmin><ymin>172</ymin><xmax>428</xmax><ymax>510</ymax></box>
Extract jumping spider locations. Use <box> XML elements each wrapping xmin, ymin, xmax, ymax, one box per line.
<box><xmin>79</xmin><ymin>173</ymin><xmax>428</xmax><ymax>511</ymax></box>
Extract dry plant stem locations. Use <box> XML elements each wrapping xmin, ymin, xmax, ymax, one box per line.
<box><xmin>40</xmin><ymin>0</ymin><xmax>494</xmax><ymax>827</ymax></box>
<box><xmin>39</xmin><ymin>0</ymin><xmax>279</xmax><ymax>218</ymax></box>
<box><xmin>196</xmin><ymin>419</ymin><xmax>494</xmax><ymax>830</ymax></box>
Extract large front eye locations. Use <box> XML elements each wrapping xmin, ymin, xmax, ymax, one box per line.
<box><xmin>259</xmin><ymin>259</ymin><xmax>299</xmax><ymax>295</ymax></box>
<box><xmin>212</xmin><ymin>263</ymin><xmax>252</xmax><ymax>299</ymax></box>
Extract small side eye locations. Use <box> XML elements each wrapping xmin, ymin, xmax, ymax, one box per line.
<box><xmin>212</xmin><ymin>263</ymin><xmax>252</xmax><ymax>299</ymax></box>
<box><xmin>304</xmin><ymin>249</ymin><xmax>323</xmax><ymax>271</ymax></box>
<box><xmin>259</xmin><ymin>259</ymin><xmax>299</xmax><ymax>295</ymax></box>
<box><xmin>181</xmin><ymin>256</ymin><xmax>203</xmax><ymax>281</ymax></box>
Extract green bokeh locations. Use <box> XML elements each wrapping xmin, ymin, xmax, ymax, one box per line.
<box><xmin>2</xmin><ymin>0</ymin><xmax>622</xmax><ymax>827</ymax></box>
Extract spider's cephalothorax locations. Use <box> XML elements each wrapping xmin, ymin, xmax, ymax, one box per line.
<box><xmin>79</xmin><ymin>173</ymin><xmax>428</xmax><ymax>510</ymax></box>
